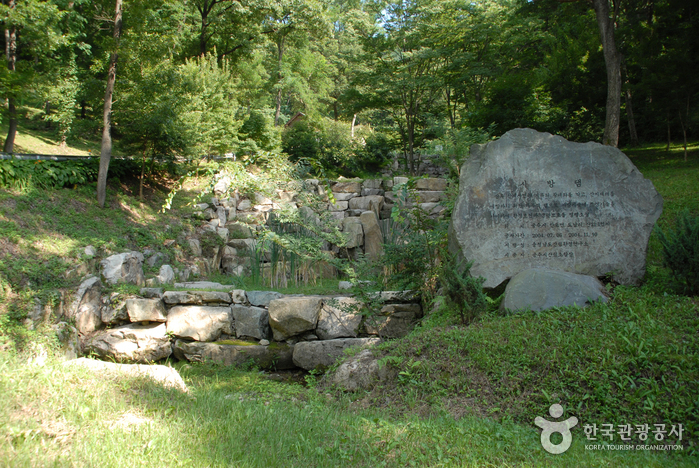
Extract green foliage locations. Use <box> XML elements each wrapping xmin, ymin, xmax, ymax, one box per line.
<box><xmin>654</xmin><ymin>210</ymin><xmax>699</xmax><ymax>295</ymax></box>
<box><xmin>282</xmin><ymin>118</ymin><xmax>393</xmax><ymax>176</ymax></box>
<box><xmin>0</xmin><ymin>158</ymin><xmax>97</xmax><ymax>189</ymax></box>
<box><xmin>427</xmin><ymin>126</ymin><xmax>492</xmax><ymax>177</ymax></box>
<box><xmin>439</xmin><ymin>253</ymin><xmax>487</xmax><ymax>324</ymax></box>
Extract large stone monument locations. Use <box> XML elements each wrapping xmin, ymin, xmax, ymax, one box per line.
<box><xmin>449</xmin><ymin>128</ymin><xmax>663</xmax><ymax>288</ymax></box>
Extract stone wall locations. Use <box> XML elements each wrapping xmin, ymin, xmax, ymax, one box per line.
<box><xmin>76</xmin><ymin>278</ymin><xmax>421</xmax><ymax>371</ymax></box>
<box><xmin>191</xmin><ymin>176</ymin><xmax>450</xmax><ymax>277</ymax></box>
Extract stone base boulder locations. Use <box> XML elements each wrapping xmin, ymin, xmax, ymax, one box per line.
<box><xmin>173</xmin><ymin>340</ymin><xmax>294</xmax><ymax>370</ymax></box>
<box><xmin>268</xmin><ymin>297</ymin><xmax>322</xmax><ymax>341</ymax></box>
<box><xmin>64</xmin><ymin>358</ymin><xmax>187</xmax><ymax>392</ymax></box>
<box><xmin>316</xmin><ymin>297</ymin><xmax>363</xmax><ymax>339</ymax></box>
<box><xmin>365</xmin><ymin>303</ymin><xmax>421</xmax><ymax>338</ymax></box>
<box><xmin>71</xmin><ymin>276</ymin><xmax>102</xmax><ymax>334</ymax></box>
<box><xmin>85</xmin><ymin>323</ymin><xmax>171</xmax><ymax>363</ymax></box>
<box><xmin>167</xmin><ymin>306</ymin><xmax>232</xmax><ymax>342</ymax></box>
<box><xmin>100</xmin><ymin>252</ymin><xmax>146</xmax><ymax>286</ymax></box>
<box><xmin>231</xmin><ymin>305</ymin><xmax>269</xmax><ymax>340</ymax></box>
<box><xmin>501</xmin><ymin>268</ymin><xmax>608</xmax><ymax>312</ymax></box>
<box><xmin>125</xmin><ymin>298</ymin><xmax>167</xmax><ymax>323</ymax></box>
<box><xmin>329</xmin><ymin>349</ymin><xmax>397</xmax><ymax>391</ymax></box>
<box><xmin>292</xmin><ymin>337</ymin><xmax>381</xmax><ymax>371</ymax></box>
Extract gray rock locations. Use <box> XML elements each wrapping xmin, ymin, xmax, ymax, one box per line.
<box><xmin>125</xmin><ymin>298</ymin><xmax>167</xmax><ymax>323</ymax></box>
<box><xmin>349</xmin><ymin>195</ymin><xmax>384</xmax><ymax>213</ymax></box>
<box><xmin>361</xmin><ymin>188</ymin><xmax>385</xmax><ymax>197</ymax></box>
<box><xmin>292</xmin><ymin>338</ymin><xmax>381</xmax><ymax>371</ymax></box>
<box><xmin>71</xmin><ymin>276</ymin><xmax>102</xmax><ymax>334</ymax></box>
<box><xmin>316</xmin><ymin>297</ymin><xmax>363</xmax><ymax>339</ymax></box>
<box><xmin>213</xmin><ymin>176</ymin><xmax>232</xmax><ymax>196</ymax></box>
<box><xmin>84</xmin><ymin>245</ymin><xmax>96</xmax><ymax>257</ymax></box>
<box><xmin>140</xmin><ymin>288</ymin><xmax>163</xmax><ymax>299</ymax></box>
<box><xmin>416</xmin><ymin>178</ymin><xmax>448</xmax><ymax>191</ymax></box>
<box><xmin>64</xmin><ymin>358</ymin><xmax>187</xmax><ymax>392</ymax></box>
<box><xmin>198</xmin><ymin>291</ymin><xmax>232</xmax><ymax>303</ymax></box>
<box><xmin>157</xmin><ymin>265</ymin><xmax>175</xmax><ymax>285</ymax></box>
<box><xmin>173</xmin><ymin>340</ymin><xmax>295</xmax><ymax>370</ymax></box>
<box><xmin>338</xmin><ymin>281</ymin><xmax>353</xmax><ymax>290</ymax></box>
<box><xmin>227</xmin><ymin>222</ymin><xmax>254</xmax><ymax>239</ymax></box>
<box><xmin>85</xmin><ymin>323</ymin><xmax>171</xmax><ymax>363</ymax></box>
<box><xmin>363</xmin><ymin>179</ymin><xmax>383</xmax><ymax>190</ymax></box>
<box><xmin>247</xmin><ymin>290</ymin><xmax>283</xmax><ymax>307</ymax></box>
<box><xmin>268</xmin><ymin>297</ymin><xmax>322</xmax><ymax>341</ymax></box>
<box><xmin>329</xmin><ymin>349</ymin><xmax>395</xmax><ymax>391</ymax></box>
<box><xmin>174</xmin><ymin>281</ymin><xmax>230</xmax><ymax>290</ymax></box>
<box><xmin>100</xmin><ymin>252</ymin><xmax>146</xmax><ymax>286</ymax></box>
<box><xmin>393</xmin><ymin>176</ymin><xmax>409</xmax><ymax>186</ymax></box>
<box><xmin>146</xmin><ymin>252</ymin><xmax>168</xmax><ymax>268</ymax></box>
<box><xmin>449</xmin><ymin>128</ymin><xmax>663</xmax><ymax>288</ymax></box>
<box><xmin>100</xmin><ymin>293</ymin><xmax>129</xmax><ymax>325</ymax></box>
<box><xmin>416</xmin><ymin>191</ymin><xmax>444</xmax><ymax>203</ymax></box>
<box><xmin>230</xmin><ymin>289</ymin><xmax>248</xmax><ymax>304</ymax></box>
<box><xmin>167</xmin><ymin>306</ymin><xmax>232</xmax><ymax>342</ymax></box>
<box><xmin>188</xmin><ymin>238</ymin><xmax>202</xmax><ymax>257</ymax></box>
<box><xmin>163</xmin><ymin>291</ymin><xmax>202</xmax><ymax>305</ymax></box>
<box><xmin>237</xmin><ymin>199</ymin><xmax>252</xmax><ymax>211</ymax></box>
<box><xmin>216</xmin><ymin>206</ymin><xmax>227</xmax><ymax>227</ymax></box>
<box><xmin>333</xmin><ymin>192</ymin><xmax>359</xmax><ymax>201</ymax></box>
<box><xmin>501</xmin><ymin>268</ymin><xmax>608</xmax><ymax>312</ymax></box>
<box><xmin>360</xmin><ymin>211</ymin><xmax>383</xmax><ymax>261</ymax></box>
<box><xmin>231</xmin><ymin>305</ymin><xmax>270</xmax><ymax>340</ymax></box>
<box><xmin>328</xmin><ymin>201</ymin><xmax>349</xmax><ymax>211</ymax></box>
<box><xmin>333</xmin><ymin>181</ymin><xmax>362</xmax><ymax>193</ymax></box>
<box><xmin>342</xmin><ymin>217</ymin><xmax>364</xmax><ymax>248</ymax></box>
<box><xmin>365</xmin><ymin>303</ymin><xmax>421</xmax><ymax>338</ymax></box>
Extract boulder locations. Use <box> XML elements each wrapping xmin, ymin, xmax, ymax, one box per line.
<box><xmin>100</xmin><ymin>252</ymin><xmax>146</xmax><ymax>286</ymax></box>
<box><xmin>125</xmin><ymin>298</ymin><xmax>167</xmax><ymax>323</ymax></box>
<box><xmin>163</xmin><ymin>291</ymin><xmax>202</xmax><ymax>305</ymax></box>
<box><xmin>100</xmin><ymin>293</ymin><xmax>128</xmax><ymax>326</ymax></box>
<box><xmin>174</xmin><ymin>281</ymin><xmax>230</xmax><ymax>290</ymax></box>
<box><xmin>146</xmin><ymin>252</ymin><xmax>168</xmax><ymax>268</ymax></box>
<box><xmin>349</xmin><ymin>195</ymin><xmax>384</xmax><ymax>213</ymax></box>
<box><xmin>230</xmin><ymin>289</ymin><xmax>248</xmax><ymax>304</ymax></box>
<box><xmin>329</xmin><ymin>349</ymin><xmax>396</xmax><ymax>391</ymax></box>
<box><xmin>342</xmin><ymin>217</ymin><xmax>364</xmax><ymax>248</ymax></box>
<box><xmin>416</xmin><ymin>191</ymin><xmax>444</xmax><ymax>203</ymax></box>
<box><xmin>316</xmin><ymin>297</ymin><xmax>363</xmax><ymax>339</ymax></box>
<box><xmin>328</xmin><ymin>201</ymin><xmax>349</xmax><ymax>211</ymax></box>
<box><xmin>85</xmin><ymin>323</ymin><xmax>171</xmax><ymax>363</ymax></box>
<box><xmin>449</xmin><ymin>128</ymin><xmax>663</xmax><ymax>288</ymax></box>
<box><xmin>333</xmin><ymin>181</ymin><xmax>362</xmax><ymax>193</ymax></box>
<box><xmin>64</xmin><ymin>358</ymin><xmax>187</xmax><ymax>392</ymax></box>
<box><xmin>501</xmin><ymin>268</ymin><xmax>608</xmax><ymax>312</ymax></box>
<box><xmin>360</xmin><ymin>211</ymin><xmax>384</xmax><ymax>261</ymax></box>
<box><xmin>71</xmin><ymin>276</ymin><xmax>102</xmax><ymax>334</ymax></box>
<box><xmin>231</xmin><ymin>305</ymin><xmax>270</xmax><ymax>340</ymax></box>
<box><xmin>157</xmin><ymin>264</ymin><xmax>175</xmax><ymax>285</ymax></box>
<box><xmin>364</xmin><ymin>303</ymin><xmax>421</xmax><ymax>338</ymax></box>
<box><xmin>416</xmin><ymin>178</ymin><xmax>448</xmax><ymax>191</ymax></box>
<box><xmin>363</xmin><ymin>179</ymin><xmax>383</xmax><ymax>189</ymax></box>
<box><xmin>173</xmin><ymin>340</ymin><xmax>295</xmax><ymax>370</ymax></box>
<box><xmin>167</xmin><ymin>306</ymin><xmax>232</xmax><ymax>342</ymax></box>
<box><xmin>188</xmin><ymin>238</ymin><xmax>202</xmax><ymax>257</ymax></box>
<box><xmin>268</xmin><ymin>297</ymin><xmax>322</xmax><ymax>341</ymax></box>
<box><xmin>247</xmin><ymin>290</ymin><xmax>283</xmax><ymax>307</ymax></box>
<box><xmin>140</xmin><ymin>288</ymin><xmax>163</xmax><ymax>299</ymax></box>
<box><xmin>292</xmin><ymin>338</ymin><xmax>381</xmax><ymax>371</ymax></box>
<box><xmin>333</xmin><ymin>192</ymin><xmax>359</xmax><ymax>202</ymax></box>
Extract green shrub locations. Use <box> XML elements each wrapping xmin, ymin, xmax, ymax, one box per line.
<box><xmin>654</xmin><ymin>210</ymin><xmax>699</xmax><ymax>295</ymax></box>
<box><xmin>439</xmin><ymin>252</ymin><xmax>487</xmax><ymax>324</ymax></box>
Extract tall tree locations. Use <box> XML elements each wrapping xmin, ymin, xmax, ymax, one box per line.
<box><xmin>592</xmin><ymin>0</ymin><xmax>621</xmax><ymax>147</ymax></box>
<box><xmin>96</xmin><ymin>0</ymin><xmax>122</xmax><ymax>208</ymax></box>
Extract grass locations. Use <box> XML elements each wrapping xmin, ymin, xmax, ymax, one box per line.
<box><xmin>0</xmin><ymin>135</ymin><xmax>698</xmax><ymax>465</ymax></box>
<box><xmin>1</xmin><ymin>350</ymin><xmax>695</xmax><ymax>467</ymax></box>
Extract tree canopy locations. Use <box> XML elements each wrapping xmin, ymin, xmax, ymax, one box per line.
<box><xmin>1</xmin><ymin>0</ymin><xmax>696</xmax><ymax>184</ymax></box>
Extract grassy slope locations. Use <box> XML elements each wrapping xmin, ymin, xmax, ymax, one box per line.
<box><xmin>0</xmin><ymin>128</ymin><xmax>697</xmax><ymax>466</ymax></box>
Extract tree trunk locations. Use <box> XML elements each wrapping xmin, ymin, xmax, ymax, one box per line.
<box><xmin>3</xmin><ymin>1</ymin><xmax>17</xmax><ymax>153</ymax></box>
<box><xmin>678</xmin><ymin>108</ymin><xmax>688</xmax><ymax>162</ymax></box>
<box><xmin>96</xmin><ymin>0</ymin><xmax>123</xmax><ymax>208</ymax></box>
<box><xmin>593</xmin><ymin>0</ymin><xmax>621</xmax><ymax>147</ymax></box>
<box><xmin>666</xmin><ymin>111</ymin><xmax>671</xmax><ymax>151</ymax></box>
<box><xmin>351</xmin><ymin>114</ymin><xmax>356</xmax><ymax>138</ymax></box>
<box><xmin>274</xmin><ymin>36</ymin><xmax>285</xmax><ymax>126</ymax></box>
<box><xmin>622</xmin><ymin>64</ymin><xmax>639</xmax><ymax>147</ymax></box>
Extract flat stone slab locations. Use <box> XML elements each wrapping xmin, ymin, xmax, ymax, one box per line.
<box><xmin>125</xmin><ymin>298</ymin><xmax>167</xmax><ymax>322</ymax></box>
<box><xmin>316</xmin><ymin>297</ymin><xmax>363</xmax><ymax>340</ymax></box>
<box><xmin>247</xmin><ymin>290</ymin><xmax>283</xmax><ymax>307</ymax></box>
<box><xmin>85</xmin><ymin>323</ymin><xmax>172</xmax><ymax>364</ymax></box>
<box><xmin>292</xmin><ymin>338</ymin><xmax>381</xmax><ymax>371</ymax></box>
<box><xmin>268</xmin><ymin>297</ymin><xmax>322</xmax><ymax>341</ymax></box>
<box><xmin>166</xmin><ymin>306</ymin><xmax>232</xmax><ymax>342</ymax></box>
<box><xmin>173</xmin><ymin>340</ymin><xmax>295</xmax><ymax>370</ymax></box>
<box><xmin>173</xmin><ymin>281</ymin><xmax>232</xmax><ymax>290</ymax></box>
<box><xmin>501</xmin><ymin>268</ymin><xmax>608</xmax><ymax>312</ymax></box>
<box><xmin>64</xmin><ymin>358</ymin><xmax>187</xmax><ymax>392</ymax></box>
<box><xmin>449</xmin><ymin>128</ymin><xmax>663</xmax><ymax>288</ymax></box>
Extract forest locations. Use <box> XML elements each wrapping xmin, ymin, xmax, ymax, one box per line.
<box><xmin>0</xmin><ymin>0</ymin><xmax>697</xmax><ymax>178</ymax></box>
